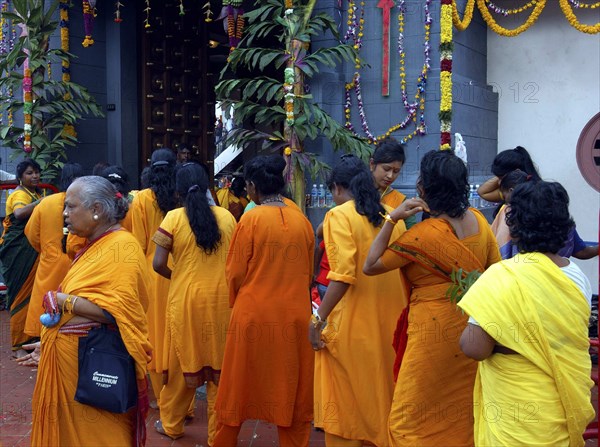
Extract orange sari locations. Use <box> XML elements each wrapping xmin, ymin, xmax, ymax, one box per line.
<box><xmin>30</xmin><ymin>229</ymin><xmax>152</xmax><ymax>447</ymax></box>
<box><xmin>381</xmin><ymin>209</ymin><xmax>500</xmax><ymax>446</ymax></box>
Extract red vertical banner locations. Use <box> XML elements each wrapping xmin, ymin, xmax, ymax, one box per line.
<box><xmin>377</xmin><ymin>0</ymin><xmax>394</xmax><ymax>96</ymax></box>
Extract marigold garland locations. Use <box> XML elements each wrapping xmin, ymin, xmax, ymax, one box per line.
<box><xmin>23</xmin><ymin>67</ymin><xmax>32</xmax><ymax>153</ymax></box>
<box><xmin>283</xmin><ymin>67</ymin><xmax>295</xmax><ymax>125</ymax></box>
<box><xmin>485</xmin><ymin>0</ymin><xmax>536</xmax><ymax>16</ymax></box>
<box><xmin>476</xmin><ymin>0</ymin><xmax>546</xmax><ymax>36</ymax></box>
<box><xmin>439</xmin><ymin>0</ymin><xmax>452</xmax><ymax>150</ymax></box>
<box><xmin>82</xmin><ymin>0</ymin><xmax>95</xmax><ymax>47</ymax></box>
<box><xmin>560</xmin><ymin>0</ymin><xmax>600</xmax><ymax>33</ymax></box>
<box><xmin>60</xmin><ymin>0</ymin><xmax>76</xmax><ymax>138</ymax></box>
<box><xmin>452</xmin><ymin>0</ymin><xmax>475</xmax><ymax>31</ymax></box>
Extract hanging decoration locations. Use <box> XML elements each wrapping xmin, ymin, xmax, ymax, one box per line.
<box><xmin>439</xmin><ymin>0</ymin><xmax>453</xmax><ymax>150</ymax></box>
<box><xmin>23</xmin><ymin>67</ymin><xmax>32</xmax><ymax>153</ymax></box>
<box><xmin>485</xmin><ymin>0</ymin><xmax>536</xmax><ymax>16</ymax></box>
<box><xmin>144</xmin><ymin>0</ymin><xmax>151</xmax><ymax>28</ymax></box>
<box><xmin>82</xmin><ymin>0</ymin><xmax>96</xmax><ymax>47</ymax></box>
<box><xmin>452</xmin><ymin>0</ymin><xmax>599</xmax><ymax>34</ymax></box>
<box><xmin>283</xmin><ymin>67</ymin><xmax>295</xmax><ymax>126</ymax></box>
<box><xmin>114</xmin><ymin>2</ymin><xmax>123</xmax><ymax>23</ymax></box>
<box><xmin>560</xmin><ymin>0</ymin><xmax>600</xmax><ymax>33</ymax></box>
<box><xmin>452</xmin><ymin>0</ymin><xmax>475</xmax><ymax>31</ymax></box>
<box><xmin>0</xmin><ymin>0</ymin><xmax>9</xmax><ymax>126</ymax></box>
<box><xmin>178</xmin><ymin>0</ymin><xmax>185</xmax><ymax>16</ymax></box>
<box><xmin>377</xmin><ymin>0</ymin><xmax>394</xmax><ymax>96</ymax></box>
<box><xmin>343</xmin><ymin>0</ymin><xmax>431</xmax><ymax>144</ymax></box>
<box><xmin>60</xmin><ymin>0</ymin><xmax>76</xmax><ymax>138</ymax></box>
<box><xmin>203</xmin><ymin>2</ymin><xmax>213</xmax><ymax>22</ymax></box>
<box><xmin>219</xmin><ymin>0</ymin><xmax>244</xmax><ymax>51</ymax></box>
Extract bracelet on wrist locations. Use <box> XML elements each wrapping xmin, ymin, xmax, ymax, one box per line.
<box><xmin>379</xmin><ymin>212</ymin><xmax>397</xmax><ymax>226</ymax></box>
<box><xmin>310</xmin><ymin>313</ymin><xmax>327</xmax><ymax>330</ymax></box>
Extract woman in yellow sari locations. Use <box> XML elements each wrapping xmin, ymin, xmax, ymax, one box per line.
<box><xmin>364</xmin><ymin>150</ymin><xmax>501</xmax><ymax>446</ymax></box>
<box><xmin>459</xmin><ymin>181</ymin><xmax>595</xmax><ymax>446</ymax></box>
<box><xmin>24</xmin><ymin>163</ymin><xmax>85</xmax><ymax>339</ymax></box>
<box><xmin>152</xmin><ymin>163</ymin><xmax>236</xmax><ymax>443</ymax></box>
<box><xmin>0</xmin><ymin>159</ymin><xmax>42</xmax><ymax>357</ymax></box>
<box><xmin>30</xmin><ymin>176</ymin><xmax>152</xmax><ymax>446</ymax></box>
<box><xmin>127</xmin><ymin>148</ymin><xmax>178</xmax><ymax>410</ymax></box>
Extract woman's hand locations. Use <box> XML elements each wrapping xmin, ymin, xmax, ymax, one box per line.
<box><xmin>15</xmin><ymin>342</ymin><xmax>41</xmax><ymax>367</ymax></box>
<box><xmin>389</xmin><ymin>197</ymin><xmax>429</xmax><ymax>222</ymax></box>
<box><xmin>308</xmin><ymin>316</ymin><xmax>326</xmax><ymax>351</ymax></box>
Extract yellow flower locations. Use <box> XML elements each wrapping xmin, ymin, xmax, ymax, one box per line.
<box><xmin>477</xmin><ymin>0</ymin><xmax>546</xmax><ymax>37</ymax></box>
<box><xmin>452</xmin><ymin>0</ymin><xmax>475</xmax><ymax>31</ymax></box>
<box><xmin>284</xmin><ymin>147</ymin><xmax>292</xmax><ymax>156</ymax></box>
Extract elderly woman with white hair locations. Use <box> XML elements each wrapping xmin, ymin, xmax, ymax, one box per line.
<box><xmin>29</xmin><ymin>176</ymin><xmax>153</xmax><ymax>447</ymax></box>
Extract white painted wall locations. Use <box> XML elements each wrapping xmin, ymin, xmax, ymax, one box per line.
<box><xmin>487</xmin><ymin>2</ymin><xmax>599</xmax><ymax>291</ymax></box>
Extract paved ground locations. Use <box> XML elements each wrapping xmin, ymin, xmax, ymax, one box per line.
<box><xmin>0</xmin><ymin>310</ymin><xmax>325</xmax><ymax>447</ymax></box>
<box><xmin>0</xmin><ymin>309</ymin><xmax>597</xmax><ymax>446</ymax></box>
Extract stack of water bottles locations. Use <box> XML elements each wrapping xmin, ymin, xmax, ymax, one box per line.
<box><xmin>469</xmin><ymin>184</ymin><xmax>493</xmax><ymax>208</ymax></box>
<box><xmin>307</xmin><ymin>183</ymin><xmax>333</xmax><ymax>208</ymax></box>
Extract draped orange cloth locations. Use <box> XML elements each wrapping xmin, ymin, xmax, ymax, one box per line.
<box><xmin>24</xmin><ymin>192</ymin><xmax>86</xmax><ymax>337</ymax></box>
<box><xmin>128</xmin><ymin>189</ymin><xmax>171</xmax><ymax>377</ymax></box>
<box><xmin>30</xmin><ymin>229</ymin><xmax>152</xmax><ymax>447</ymax></box>
<box><xmin>381</xmin><ymin>189</ymin><xmax>417</xmax><ymax>229</ymax></box>
<box><xmin>215</xmin><ymin>205</ymin><xmax>315</xmax><ymax>428</ymax></box>
<box><xmin>381</xmin><ymin>209</ymin><xmax>501</xmax><ymax>446</ymax></box>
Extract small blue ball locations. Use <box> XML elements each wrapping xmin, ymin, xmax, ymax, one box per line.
<box><xmin>40</xmin><ymin>312</ymin><xmax>60</xmax><ymax>327</ymax></box>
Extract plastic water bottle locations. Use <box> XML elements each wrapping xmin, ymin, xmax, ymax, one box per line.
<box><xmin>318</xmin><ymin>184</ymin><xmax>326</xmax><ymax>208</ymax></box>
<box><xmin>469</xmin><ymin>185</ymin><xmax>476</xmax><ymax>208</ymax></box>
<box><xmin>472</xmin><ymin>185</ymin><xmax>481</xmax><ymax>208</ymax></box>
<box><xmin>325</xmin><ymin>188</ymin><xmax>333</xmax><ymax>207</ymax></box>
<box><xmin>310</xmin><ymin>184</ymin><xmax>318</xmax><ymax>208</ymax></box>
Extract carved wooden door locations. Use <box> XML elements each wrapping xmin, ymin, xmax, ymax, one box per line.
<box><xmin>140</xmin><ymin>2</ymin><xmax>215</xmax><ymax>166</ymax></box>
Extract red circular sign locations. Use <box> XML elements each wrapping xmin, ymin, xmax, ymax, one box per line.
<box><xmin>576</xmin><ymin>112</ymin><xmax>600</xmax><ymax>193</ymax></box>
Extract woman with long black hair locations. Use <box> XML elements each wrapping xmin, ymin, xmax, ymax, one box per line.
<box><xmin>152</xmin><ymin>162</ymin><xmax>236</xmax><ymax>443</ymax></box>
<box><xmin>309</xmin><ymin>154</ymin><xmax>421</xmax><ymax>446</ymax></box>
<box><xmin>127</xmin><ymin>148</ymin><xmax>179</xmax><ymax>411</ymax></box>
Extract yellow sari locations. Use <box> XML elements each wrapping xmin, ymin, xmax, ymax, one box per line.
<box><xmin>458</xmin><ymin>253</ymin><xmax>595</xmax><ymax>446</ymax></box>
<box><xmin>30</xmin><ymin>229</ymin><xmax>152</xmax><ymax>447</ymax></box>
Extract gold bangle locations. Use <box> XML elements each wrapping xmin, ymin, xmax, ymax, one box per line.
<box><xmin>71</xmin><ymin>296</ymin><xmax>79</xmax><ymax>314</ymax></box>
<box><xmin>379</xmin><ymin>212</ymin><xmax>397</xmax><ymax>226</ymax></box>
<box><xmin>62</xmin><ymin>295</ymin><xmax>72</xmax><ymax>314</ymax></box>
<box><xmin>310</xmin><ymin>313</ymin><xmax>327</xmax><ymax>330</ymax></box>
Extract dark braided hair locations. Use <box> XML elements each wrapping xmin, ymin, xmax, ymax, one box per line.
<box><xmin>327</xmin><ymin>154</ymin><xmax>385</xmax><ymax>226</ymax></box>
<box><xmin>177</xmin><ymin>163</ymin><xmax>221</xmax><ymax>254</ymax></box>
<box><xmin>150</xmin><ymin>148</ymin><xmax>177</xmax><ymax>215</ymax></box>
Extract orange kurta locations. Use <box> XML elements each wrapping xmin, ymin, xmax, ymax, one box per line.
<box><xmin>129</xmin><ymin>188</ymin><xmax>171</xmax><ymax>376</ymax></box>
<box><xmin>216</xmin><ymin>205</ymin><xmax>315</xmax><ymax>427</ymax></box>
<box><xmin>314</xmin><ymin>200</ymin><xmax>407</xmax><ymax>446</ymax></box>
<box><xmin>24</xmin><ymin>192</ymin><xmax>86</xmax><ymax>337</ymax></box>
<box><xmin>30</xmin><ymin>229</ymin><xmax>152</xmax><ymax>447</ymax></box>
<box><xmin>381</xmin><ymin>209</ymin><xmax>501</xmax><ymax>446</ymax></box>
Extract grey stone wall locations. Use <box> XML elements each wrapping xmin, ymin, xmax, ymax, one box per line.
<box><xmin>309</xmin><ymin>0</ymin><xmax>498</xmax><ymax>195</ymax></box>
